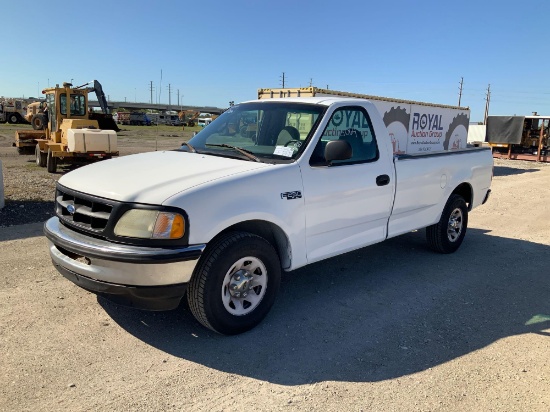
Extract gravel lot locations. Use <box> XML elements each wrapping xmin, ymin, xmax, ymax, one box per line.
<box><xmin>1</xmin><ymin>123</ymin><xmax>549</xmax><ymax>411</ymax></box>
<box><xmin>0</xmin><ymin>123</ymin><xmax>192</xmax><ymax>226</ymax></box>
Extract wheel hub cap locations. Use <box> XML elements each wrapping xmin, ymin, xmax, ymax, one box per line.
<box><xmin>447</xmin><ymin>208</ymin><xmax>463</xmax><ymax>242</ymax></box>
<box><xmin>229</xmin><ymin>269</ymin><xmax>254</xmax><ymax>298</ymax></box>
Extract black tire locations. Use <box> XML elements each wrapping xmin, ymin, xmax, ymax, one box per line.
<box><xmin>35</xmin><ymin>144</ymin><xmax>46</xmax><ymax>167</ymax></box>
<box><xmin>31</xmin><ymin>114</ymin><xmax>46</xmax><ymax>130</ymax></box>
<box><xmin>17</xmin><ymin>146</ymin><xmax>33</xmax><ymax>155</ymax></box>
<box><xmin>426</xmin><ymin>194</ymin><xmax>468</xmax><ymax>253</ymax></box>
<box><xmin>46</xmin><ymin>148</ymin><xmax>57</xmax><ymax>173</ymax></box>
<box><xmin>8</xmin><ymin>114</ymin><xmax>19</xmax><ymax>124</ymax></box>
<box><xmin>187</xmin><ymin>232</ymin><xmax>281</xmax><ymax>335</ymax></box>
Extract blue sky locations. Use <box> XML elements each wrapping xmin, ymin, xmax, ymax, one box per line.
<box><xmin>2</xmin><ymin>0</ymin><xmax>549</xmax><ymax>121</ymax></box>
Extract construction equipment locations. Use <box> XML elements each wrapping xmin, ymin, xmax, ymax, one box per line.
<box><xmin>14</xmin><ymin>80</ymin><xmax>120</xmax><ymax>172</ymax></box>
<box><xmin>178</xmin><ymin>110</ymin><xmax>200</xmax><ymax>127</ymax></box>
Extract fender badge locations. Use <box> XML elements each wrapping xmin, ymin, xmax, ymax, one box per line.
<box><xmin>281</xmin><ymin>191</ymin><xmax>302</xmax><ymax>200</ymax></box>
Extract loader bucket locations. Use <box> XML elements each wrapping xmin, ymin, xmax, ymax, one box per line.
<box><xmin>89</xmin><ymin>113</ymin><xmax>121</xmax><ymax>132</ymax></box>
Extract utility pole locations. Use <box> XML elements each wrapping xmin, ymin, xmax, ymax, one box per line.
<box><xmin>309</xmin><ymin>78</ymin><xmax>313</xmax><ymax>87</ymax></box>
<box><xmin>458</xmin><ymin>77</ymin><xmax>464</xmax><ymax>106</ymax></box>
<box><xmin>167</xmin><ymin>83</ymin><xmax>172</xmax><ymax>107</ymax></box>
<box><xmin>150</xmin><ymin>81</ymin><xmax>153</xmax><ymax>104</ymax></box>
<box><xmin>483</xmin><ymin>84</ymin><xmax>491</xmax><ymax>125</ymax></box>
<box><xmin>280</xmin><ymin>72</ymin><xmax>285</xmax><ymax>88</ymax></box>
<box><xmin>177</xmin><ymin>89</ymin><xmax>180</xmax><ymax>107</ymax></box>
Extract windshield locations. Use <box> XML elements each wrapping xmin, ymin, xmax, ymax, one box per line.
<box><xmin>184</xmin><ymin>102</ymin><xmax>325</xmax><ymax>162</ymax></box>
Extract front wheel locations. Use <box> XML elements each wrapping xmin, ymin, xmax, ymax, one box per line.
<box><xmin>187</xmin><ymin>232</ymin><xmax>281</xmax><ymax>335</ymax></box>
<box><xmin>35</xmin><ymin>144</ymin><xmax>46</xmax><ymax>167</ymax></box>
<box><xmin>426</xmin><ymin>194</ymin><xmax>468</xmax><ymax>253</ymax></box>
<box><xmin>46</xmin><ymin>148</ymin><xmax>57</xmax><ymax>173</ymax></box>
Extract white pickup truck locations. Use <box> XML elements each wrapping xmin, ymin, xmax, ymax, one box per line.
<box><xmin>44</xmin><ymin>96</ymin><xmax>493</xmax><ymax>335</ymax></box>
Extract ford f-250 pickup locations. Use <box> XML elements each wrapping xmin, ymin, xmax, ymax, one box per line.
<box><xmin>44</xmin><ymin>96</ymin><xmax>493</xmax><ymax>335</ymax></box>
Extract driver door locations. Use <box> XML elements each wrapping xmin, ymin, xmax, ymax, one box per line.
<box><xmin>300</xmin><ymin>105</ymin><xmax>394</xmax><ymax>263</ymax></box>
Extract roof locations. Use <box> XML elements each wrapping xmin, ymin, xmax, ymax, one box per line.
<box><xmin>243</xmin><ymin>96</ymin><xmax>364</xmax><ymax>106</ymax></box>
<box><xmin>258</xmin><ymin>86</ymin><xmax>469</xmax><ymax>110</ymax></box>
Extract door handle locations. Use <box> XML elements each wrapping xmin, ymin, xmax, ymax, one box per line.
<box><xmin>376</xmin><ymin>174</ymin><xmax>390</xmax><ymax>186</ymax></box>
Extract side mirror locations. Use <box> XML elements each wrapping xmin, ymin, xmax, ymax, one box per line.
<box><xmin>325</xmin><ymin>140</ymin><xmax>352</xmax><ymax>163</ymax></box>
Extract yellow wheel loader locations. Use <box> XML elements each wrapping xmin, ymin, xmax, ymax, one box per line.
<box><xmin>14</xmin><ymin>80</ymin><xmax>120</xmax><ymax>172</ymax></box>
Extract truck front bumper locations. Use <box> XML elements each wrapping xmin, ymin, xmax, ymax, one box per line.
<box><xmin>44</xmin><ymin>217</ymin><xmax>206</xmax><ymax>310</ymax></box>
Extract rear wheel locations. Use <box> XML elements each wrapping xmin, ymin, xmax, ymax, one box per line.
<box><xmin>8</xmin><ymin>114</ymin><xmax>19</xmax><ymax>124</ymax></box>
<box><xmin>46</xmin><ymin>148</ymin><xmax>57</xmax><ymax>173</ymax></box>
<box><xmin>31</xmin><ymin>114</ymin><xmax>46</xmax><ymax>130</ymax></box>
<box><xmin>35</xmin><ymin>144</ymin><xmax>46</xmax><ymax>167</ymax></box>
<box><xmin>187</xmin><ymin>232</ymin><xmax>281</xmax><ymax>335</ymax></box>
<box><xmin>426</xmin><ymin>194</ymin><xmax>468</xmax><ymax>253</ymax></box>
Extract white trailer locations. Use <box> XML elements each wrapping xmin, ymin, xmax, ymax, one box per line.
<box><xmin>258</xmin><ymin>87</ymin><xmax>470</xmax><ymax>155</ymax></box>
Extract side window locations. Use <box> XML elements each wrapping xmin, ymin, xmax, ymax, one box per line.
<box><xmin>60</xmin><ymin>95</ymin><xmax>67</xmax><ymax>115</ymax></box>
<box><xmin>310</xmin><ymin>106</ymin><xmax>379</xmax><ymax>166</ymax></box>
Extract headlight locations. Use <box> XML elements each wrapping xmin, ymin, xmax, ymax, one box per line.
<box><xmin>114</xmin><ymin>209</ymin><xmax>185</xmax><ymax>239</ymax></box>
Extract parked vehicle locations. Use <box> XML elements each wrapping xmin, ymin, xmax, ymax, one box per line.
<box><xmin>0</xmin><ymin>98</ymin><xmax>33</xmax><ymax>124</ymax></box>
<box><xmin>131</xmin><ymin>112</ymin><xmax>151</xmax><ymax>126</ymax></box>
<box><xmin>115</xmin><ymin>111</ymin><xmax>131</xmax><ymax>125</ymax></box>
<box><xmin>197</xmin><ymin>117</ymin><xmax>212</xmax><ymax>127</ymax></box>
<box><xmin>14</xmin><ymin>80</ymin><xmax>119</xmax><ymax>172</ymax></box>
<box><xmin>146</xmin><ymin>112</ymin><xmax>159</xmax><ymax>125</ymax></box>
<box><xmin>44</xmin><ymin>94</ymin><xmax>493</xmax><ymax>334</ymax></box>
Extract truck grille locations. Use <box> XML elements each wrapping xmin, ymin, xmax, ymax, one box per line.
<box><xmin>56</xmin><ymin>186</ymin><xmax>114</xmax><ymax>232</ymax></box>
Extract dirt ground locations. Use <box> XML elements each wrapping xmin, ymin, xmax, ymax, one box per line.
<box><xmin>1</xmin><ymin>124</ymin><xmax>549</xmax><ymax>411</ymax></box>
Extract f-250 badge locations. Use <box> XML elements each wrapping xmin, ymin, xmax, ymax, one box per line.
<box><xmin>281</xmin><ymin>191</ymin><xmax>302</xmax><ymax>200</ymax></box>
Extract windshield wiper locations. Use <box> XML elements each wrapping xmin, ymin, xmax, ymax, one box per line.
<box><xmin>181</xmin><ymin>142</ymin><xmax>197</xmax><ymax>153</ymax></box>
<box><xmin>205</xmin><ymin>144</ymin><xmax>261</xmax><ymax>162</ymax></box>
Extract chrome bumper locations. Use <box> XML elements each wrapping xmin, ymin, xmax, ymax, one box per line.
<box><xmin>44</xmin><ymin>217</ymin><xmax>206</xmax><ymax>310</ymax></box>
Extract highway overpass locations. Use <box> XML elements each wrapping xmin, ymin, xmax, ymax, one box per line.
<box><xmin>88</xmin><ymin>101</ymin><xmax>226</xmax><ymax>115</ymax></box>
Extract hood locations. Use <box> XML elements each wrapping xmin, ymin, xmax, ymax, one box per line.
<box><xmin>58</xmin><ymin>151</ymin><xmax>270</xmax><ymax>204</ymax></box>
